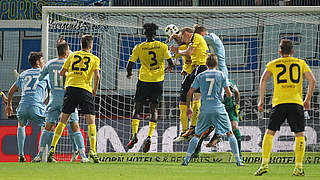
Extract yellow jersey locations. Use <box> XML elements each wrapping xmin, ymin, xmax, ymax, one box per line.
<box><xmin>173</xmin><ymin>44</ymin><xmax>193</xmax><ymax>74</ymax></box>
<box><xmin>62</xmin><ymin>50</ymin><xmax>100</xmax><ymax>93</ymax></box>
<box><xmin>129</xmin><ymin>40</ymin><xmax>171</xmax><ymax>82</ymax></box>
<box><xmin>0</xmin><ymin>91</ymin><xmax>3</xmax><ymax>97</ymax></box>
<box><xmin>266</xmin><ymin>57</ymin><xmax>311</xmax><ymax>107</ymax></box>
<box><xmin>188</xmin><ymin>33</ymin><xmax>209</xmax><ymax>66</ymax></box>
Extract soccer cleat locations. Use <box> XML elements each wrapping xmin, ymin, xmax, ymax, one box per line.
<box><xmin>173</xmin><ymin>132</ymin><xmax>186</xmax><ymax>143</ymax></box>
<box><xmin>127</xmin><ymin>135</ymin><xmax>138</xmax><ymax>149</ymax></box>
<box><xmin>236</xmin><ymin>161</ymin><xmax>245</xmax><ymax>166</ymax></box>
<box><xmin>19</xmin><ymin>155</ymin><xmax>26</xmax><ymax>163</ymax></box>
<box><xmin>254</xmin><ymin>165</ymin><xmax>269</xmax><ymax>176</ymax></box>
<box><xmin>181</xmin><ymin>127</ymin><xmax>195</xmax><ymax>140</ymax></box>
<box><xmin>206</xmin><ymin>134</ymin><xmax>222</xmax><ymax>147</ymax></box>
<box><xmin>181</xmin><ymin>159</ymin><xmax>189</xmax><ymax>166</ymax></box>
<box><xmin>70</xmin><ymin>150</ymin><xmax>80</xmax><ymax>162</ymax></box>
<box><xmin>89</xmin><ymin>150</ymin><xmax>100</xmax><ymax>163</ymax></box>
<box><xmin>47</xmin><ymin>147</ymin><xmax>56</xmax><ymax>163</ymax></box>
<box><xmin>292</xmin><ymin>167</ymin><xmax>305</xmax><ymax>176</ymax></box>
<box><xmin>200</xmin><ymin>126</ymin><xmax>215</xmax><ymax>139</ymax></box>
<box><xmin>80</xmin><ymin>158</ymin><xmax>90</xmax><ymax>163</ymax></box>
<box><xmin>143</xmin><ymin>136</ymin><xmax>151</xmax><ymax>153</ymax></box>
<box><xmin>31</xmin><ymin>156</ymin><xmax>42</xmax><ymax>163</ymax></box>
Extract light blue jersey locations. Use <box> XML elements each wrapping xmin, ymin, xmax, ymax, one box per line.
<box><xmin>15</xmin><ymin>68</ymin><xmax>49</xmax><ymax>109</ymax></box>
<box><xmin>39</xmin><ymin>58</ymin><xmax>66</xmax><ymax>106</ymax></box>
<box><xmin>191</xmin><ymin>69</ymin><xmax>231</xmax><ymax>135</ymax></box>
<box><xmin>15</xmin><ymin>68</ymin><xmax>49</xmax><ymax>126</ymax></box>
<box><xmin>39</xmin><ymin>58</ymin><xmax>78</xmax><ymax>123</ymax></box>
<box><xmin>192</xmin><ymin>69</ymin><xmax>228</xmax><ymax>111</ymax></box>
<box><xmin>204</xmin><ymin>33</ymin><xmax>228</xmax><ymax>79</ymax></box>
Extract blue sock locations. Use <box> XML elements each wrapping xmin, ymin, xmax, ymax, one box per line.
<box><xmin>17</xmin><ymin>127</ymin><xmax>26</xmax><ymax>156</ymax></box>
<box><xmin>184</xmin><ymin>136</ymin><xmax>200</xmax><ymax>163</ymax></box>
<box><xmin>47</xmin><ymin>131</ymin><xmax>54</xmax><ymax>147</ymax></box>
<box><xmin>67</xmin><ymin>124</ymin><xmax>78</xmax><ymax>152</ymax></box>
<box><xmin>228</xmin><ymin>134</ymin><xmax>241</xmax><ymax>163</ymax></box>
<box><xmin>38</xmin><ymin>130</ymin><xmax>49</xmax><ymax>157</ymax></box>
<box><xmin>74</xmin><ymin>131</ymin><xmax>86</xmax><ymax>158</ymax></box>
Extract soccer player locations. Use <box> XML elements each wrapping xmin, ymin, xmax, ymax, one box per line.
<box><xmin>189</xmin><ymin>25</ymin><xmax>229</xmax><ymax>156</ymax></box>
<box><xmin>168</xmin><ymin>33</ymin><xmax>198</xmax><ymax>142</ymax></box>
<box><xmin>126</xmin><ymin>23</ymin><xmax>174</xmax><ymax>153</ymax></box>
<box><xmin>255</xmin><ymin>39</ymin><xmax>316</xmax><ymax>176</ymax></box>
<box><xmin>170</xmin><ymin>25</ymin><xmax>209</xmax><ymax>141</ymax></box>
<box><xmin>206</xmin><ymin>80</ymin><xmax>243</xmax><ymax>154</ymax></box>
<box><xmin>47</xmin><ymin>35</ymin><xmax>100</xmax><ymax>163</ymax></box>
<box><xmin>0</xmin><ymin>90</ymin><xmax>7</xmax><ymax>104</ymax></box>
<box><xmin>222</xmin><ymin>80</ymin><xmax>243</xmax><ymax>158</ymax></box>
<box><xmin>6</xmin><ymin>52</ymin><xmax>49</xmax><ymax>162</ymax></box>
<box><xmin>181</xmin><ymin>54</ymin><xmax>243</xmax><ymax>166</ymax></box>
<box><xmin>32</xmin><ymin>42</ymin><xmax>89</xmax><ymax>163</ymax></box>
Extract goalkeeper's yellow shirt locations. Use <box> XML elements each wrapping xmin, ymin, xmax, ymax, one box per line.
<box><xmin>129</xmin><ymin>40</ymin><xmax>171</xmax><ymax>82</ymax></box>
<box><xmin>173</xmin><ymin>44</ymin><xmax>193</xmax><ymax>74</ymax></box>
<box><xmin>188</xmin><ymin>33</ymin><xmax>209</xmax><ymax>66</ymax></box>
<box><xmin>62</xmin><ymin>50</ymin><xmax>100</xmax><ymax>93</ymax></box>
<box><xmin>0</xmin><ymin>91</ymin><xmax>3</xmax><ymax>97</ymax></box>
<box><xmin>266</xmin><ymin>56</ymin><xmax>311</xmax><ymax>107</ymax></box>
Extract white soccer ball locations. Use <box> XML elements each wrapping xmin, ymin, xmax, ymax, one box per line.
<box><xmin>164</xmin><ymin>24</ymin><xmax>179</xmax><ymax>38</ymax></box>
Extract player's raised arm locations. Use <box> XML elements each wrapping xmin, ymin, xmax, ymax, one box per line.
<box><xmin>303</xmin><ymin>71</ymin><xmax>316</xmax><ymax>110</ymax></box>
<box><xmin>258</xmin><ymin>69</ymin><xmax>272</xmax><ymax>112</ymax></box>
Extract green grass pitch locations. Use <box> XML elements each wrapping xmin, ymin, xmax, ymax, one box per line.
<box><xmin>0</xmin><ymin>162</ymin><xmax>319</xmax><ymax>180</ymax></box>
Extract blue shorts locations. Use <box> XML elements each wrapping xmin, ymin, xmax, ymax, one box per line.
<box><xmin>46</xmin><ymin>104</ymin><xmax>79</xmax><ymax>124</ymax></box>
<box><xmin>195</xmin><ymin>107</ymin><xmax>232</xmax><ymax>135</ymax></box>
<box><xmin>16</xmin><ymin>104</ymin><xmax>46</xmax><ymax>127</ymax></box>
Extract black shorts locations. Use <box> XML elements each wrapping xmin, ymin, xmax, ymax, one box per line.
<box><xmin>180</xmin><ymin>65</ymin><xmax>208</xmax><ymax>102</ymax></box>
<box><xmin>135</xmin><ymin>80</ymin><xmax>163</xmax><ymax>104</ymax></box>
<box><xmin>268</xmin><ymin>103</ymin><xmax>305</xmax><ymax>133</ymax></box>
<box><xmin>62</xmin><ymin>86</ymin><xmax>95</xmax><ymax>115</ymax></box>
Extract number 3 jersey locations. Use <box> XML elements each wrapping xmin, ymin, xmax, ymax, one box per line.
<box><xmin>15</xmin><ymin>68</ymin><xmax>49</xmax><ymax>109</ymax></box>
<box><xmin>39</xmin><ymin>58</ymin><xmax>66</xmax><ymax>107</ymax></box>
<box><xmin>62</xmin><ymin>50</ymin><xmax>101</xmax><ymax>93</ymax></box>
<box><xmin>129</xmin><ymin>40</ymin><xmax>171</xmax><ymax>82</ymax></box>
<box><xmin>191</xmin><ymin>69</ymin><xmax>228</xmax><ymax>112</ymax></box>
<box><xmin>266</xmin><ymin>57</ymin><xmax>311</xmax><ymax>107</ymax></box>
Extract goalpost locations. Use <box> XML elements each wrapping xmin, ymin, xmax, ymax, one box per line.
<box><xmin>42</xmin><ymin>6</ymin><xmax>320</xmax><ymax>162</ymax></box>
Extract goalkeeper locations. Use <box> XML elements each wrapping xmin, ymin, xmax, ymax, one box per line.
<box><xmin>223</xmin><ymin>79</ymin><xmax>243</xmax><ymax>158</ymax></box>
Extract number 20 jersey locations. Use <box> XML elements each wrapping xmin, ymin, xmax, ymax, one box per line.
<box><xmin>129</xmin><ymin>40</ymin><xmax>171</xmax><ymax>82</ymax></box>
<box><xmin>266</xmin><ymin>57</ymin><xmax>311</xmax><ymax>107</ymax></box>
<box><xmin>63</xmin><ymin>50</ymin><xmax>100</xmax><ymax>93</ymax></box>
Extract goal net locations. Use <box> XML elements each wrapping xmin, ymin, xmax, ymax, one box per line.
<box><xmin>42</xmin><ymin>6</ymin><xmax>320</xmax><ymax>162</ymax></box>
